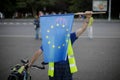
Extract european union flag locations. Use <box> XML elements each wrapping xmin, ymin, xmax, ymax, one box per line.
<box><xmin>40</xmin><ymin>14</ymin><xmax>74</xmax><ymax>62</ymax></box>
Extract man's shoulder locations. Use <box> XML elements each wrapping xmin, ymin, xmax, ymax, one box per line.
<box><xmin>70</xmin><ymin>32</ymin><xmax>78</xmax><ymax>44</ymax></box>
<box><xmin>70</xmin><ymin>32</ymin><xmax>76</xmax><ymax>37</ymax></box>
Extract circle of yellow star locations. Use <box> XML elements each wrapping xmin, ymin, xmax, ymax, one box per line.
<box><xmin>47</xmin><ymin>30</ymin><xmax>50</xmax><ymax>33</ymax></box>
<box><xmin>48</xmin><ymin>41</ymin><xmax>51</xmax><ymax>44</ymax></box>
<box><xmin>52</xmin><ymin>45</ymin><xmax>55</xmax><ymax>48</ymax></box>
<box><xmin>58</xmin><ymin>46</ymin><xmax>61</xmax><ymax>49</ymax></box>
<box><xmin>46</xmin><ymin>36</ymin><xmax>49</xmax><ymax>39</ymax></box>
<box><xmin>51</xmin><ymin>25</ymin><xmax>54</xmax><ymax>29</ymax></box>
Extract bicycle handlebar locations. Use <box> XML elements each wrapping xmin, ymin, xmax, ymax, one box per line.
<box><xmin>31</xmin><ymin>65</ymin><xmax>45</xmax><ymax>69</ymax></box>
<box><xmin>21</xmin><ymin>59</ymin><xmax>47</xmax><ymax>70</ymax></box>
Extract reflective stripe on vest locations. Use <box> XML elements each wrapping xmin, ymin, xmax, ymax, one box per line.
<box><xmin>48</xmin><ymin>39</ymin><xmax>78</xmax><ymax>77</ymax></box>
<box><xmin>67</xmin><ymin>40</ymin><xmax>78</xmax><ymax>73</ymax></box>
<box><xmin>48</xmin><ymin>62</ymin><xmax>54</xmax><ymax>77</ymax></box>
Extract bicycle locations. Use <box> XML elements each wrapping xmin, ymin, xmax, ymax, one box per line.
<box><xmin>7</xmin><ymin>59</ymin><xmax>47</xmax><ymax>80</ymax></box>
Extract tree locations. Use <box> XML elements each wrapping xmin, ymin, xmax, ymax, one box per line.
<box><xmin>69</xmin><ymin>0</ymin><xmax>92</xmax><ymax>12</ymax></box>
<box><xmin>16</xmin><ymin>0</ymin><xmax>52</xmax><ymax>17</ymax></box>
<box><xmin>0</xmin><ymin>0</ymin><xmax>16</xmax><ymax>18</ymax></box>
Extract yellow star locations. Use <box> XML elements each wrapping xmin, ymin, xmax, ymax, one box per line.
<box><xmin>51</xmin><ymin>25</ymin><xmax>54</xmax><ymax>29</ymax></box>
<box><xmin>48</xmin><ymin>41</ymin><xmax>51</xmax><ymax>44</ymax></box>
<box><xmin>66</xmin><ymin>40</ymin><xmax>68</xmax><ymax>43</ymax></box>
<box><xmin>58</xmin><ymin>46</ymin><xmax>61</xmax><ymax>49</ymax></box>
<box><xmin>67</xmin><ymin>34</ymin><xmax>70</xmax><ymax>37</ymax></box>
<box><xmin>46</xmin><ymin>36</ymin><xmax>49</xmax><ymax>39</ymax></box>
<box><xmin>52</xmin><ymin>45</ymin><xmax>55</xmax><ymax>48</ymax></box>
<box><xmin>56</xmin><ymin>23</ymin><xmax>59</xmax><ymax>26</ymax></box>
<box><xmin>47</xmin><ymin>30</ymin><xmax>50</xmax><ymax>33</ymax></box>
<box><xmin>62</xmin><ymin>25</ymin><xmax>65</xmax><ymax>28</ymax></box>
<box><xmin>66</xmin><ymin>29</ymin><xmax>69</xmax><ymax>31</ymax></box>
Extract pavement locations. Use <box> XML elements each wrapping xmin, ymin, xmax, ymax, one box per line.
<box><xmin>0</xmin><ymin>19</ymin><xmax>120</xmax><ymax>80</ymax></box>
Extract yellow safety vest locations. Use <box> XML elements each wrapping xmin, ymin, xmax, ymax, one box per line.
<box><xmin>48</xmin><ymin>39</ymin><xmax>78</xmax><ymax>77</ymax></box>
<box><xmin>88</xmin><ymin>17</ymin><xmax>94</xmax><ymax>27</ymax></box>
<box><xmin>18</xmin><ymin>66</ymin><xmax>25</xmax><ymax>74</ymax></box>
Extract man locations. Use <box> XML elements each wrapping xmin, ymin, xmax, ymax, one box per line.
<box><xmin>34</xmin><ymin>11</ymin><xmax>44</xmax><ymax>39</ymax></box>
<box><xmin>28</xmin><ymin>11</ymin><xmax>91</xmax><ymax>80</ymax></box>
<box><xmin>86</xmin><ymin>11</ymin><xmax>94</xmax><ymax>39</ymax></box>
<box><xmin>34</xmin><ymin>15</ymin><xmax>40</xmax><ymax>39</ymax></box>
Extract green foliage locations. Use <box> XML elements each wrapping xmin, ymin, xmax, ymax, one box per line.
<box><xmin>0</xmin><ymin>0</ymin><xmax>16</xmax><ymax>18</ymax></box>
<box><xmin>69</xmin><ymin>0</ymin><xmax>92</xmax><ymax>12</ymax></box>
<box><xmin>0</xmin><ymin>0</ymin><xmax>112</xmax><ymax>19</ymax></box>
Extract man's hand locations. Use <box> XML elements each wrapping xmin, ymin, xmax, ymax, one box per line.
<box><xmin>85</xmin><ymin>11</ymin><xmax>93</xmax><ymax>19</ymax></box>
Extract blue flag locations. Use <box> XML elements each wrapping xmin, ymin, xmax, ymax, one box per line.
<box><xmin>40</xmin><ymin>14</ymin><xmax>74</xmax><ymax>62</ymax></box>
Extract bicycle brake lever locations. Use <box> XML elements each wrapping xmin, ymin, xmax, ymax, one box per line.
<box><xmin>21</xmin><ymin>59</ymin><xmax>29</xmax><ymax>64</ymax></box>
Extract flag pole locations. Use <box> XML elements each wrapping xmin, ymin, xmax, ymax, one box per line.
<box><xmin>74</xmin><ymin>12</ymin><xmax>106</xmax><ymax>15</ymax></box>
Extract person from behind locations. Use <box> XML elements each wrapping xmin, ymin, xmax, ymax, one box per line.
<box><xmin>85</xmin><ymin>11</ymin><xmax>94</xmax><ymax>39</ymax></box>
<box><xmin>34</xmin><ymin>11</ymin><xmax>43</xmax><ymax>39</ymax></box>
<box><xmin>34</xmin><ymin>15</ymin><xmax>40</xmax><ymax>39</ymax></box>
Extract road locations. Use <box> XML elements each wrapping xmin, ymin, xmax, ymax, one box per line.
<box><xmin>0</xmin><ymin>19</ymin><xmax>120</xmax><ymax>80</ymax></box>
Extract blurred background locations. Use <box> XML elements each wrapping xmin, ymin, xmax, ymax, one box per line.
<box><xmin>0</xmin><ymin>0</ymin><xmax>120</xmax><ymax>80</ymax></box>
<box><xmin>0</xmin><ymin>0</ymin><xmax>120</xmax><ymax>19</ymax></box>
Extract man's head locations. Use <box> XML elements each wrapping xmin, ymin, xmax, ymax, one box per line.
<box><xmin>35</xmin><ymin>15</ymin><xmax>39</xmax><ymax>19</ymax></box>
<box><xmin>85</xmin><ymin>11</ymin><xmax>93</xmax><ymax>18</ymax></box>
<box><xmin>38</xmin><ymin>11</ymin><xmax>43</xmax><ymax>17</ymax></box>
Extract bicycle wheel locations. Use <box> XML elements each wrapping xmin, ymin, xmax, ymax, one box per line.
<box><xmin>7</xmin><ymin>74</ymin><xmax>18</xmax><ymax>80</ymax></box>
